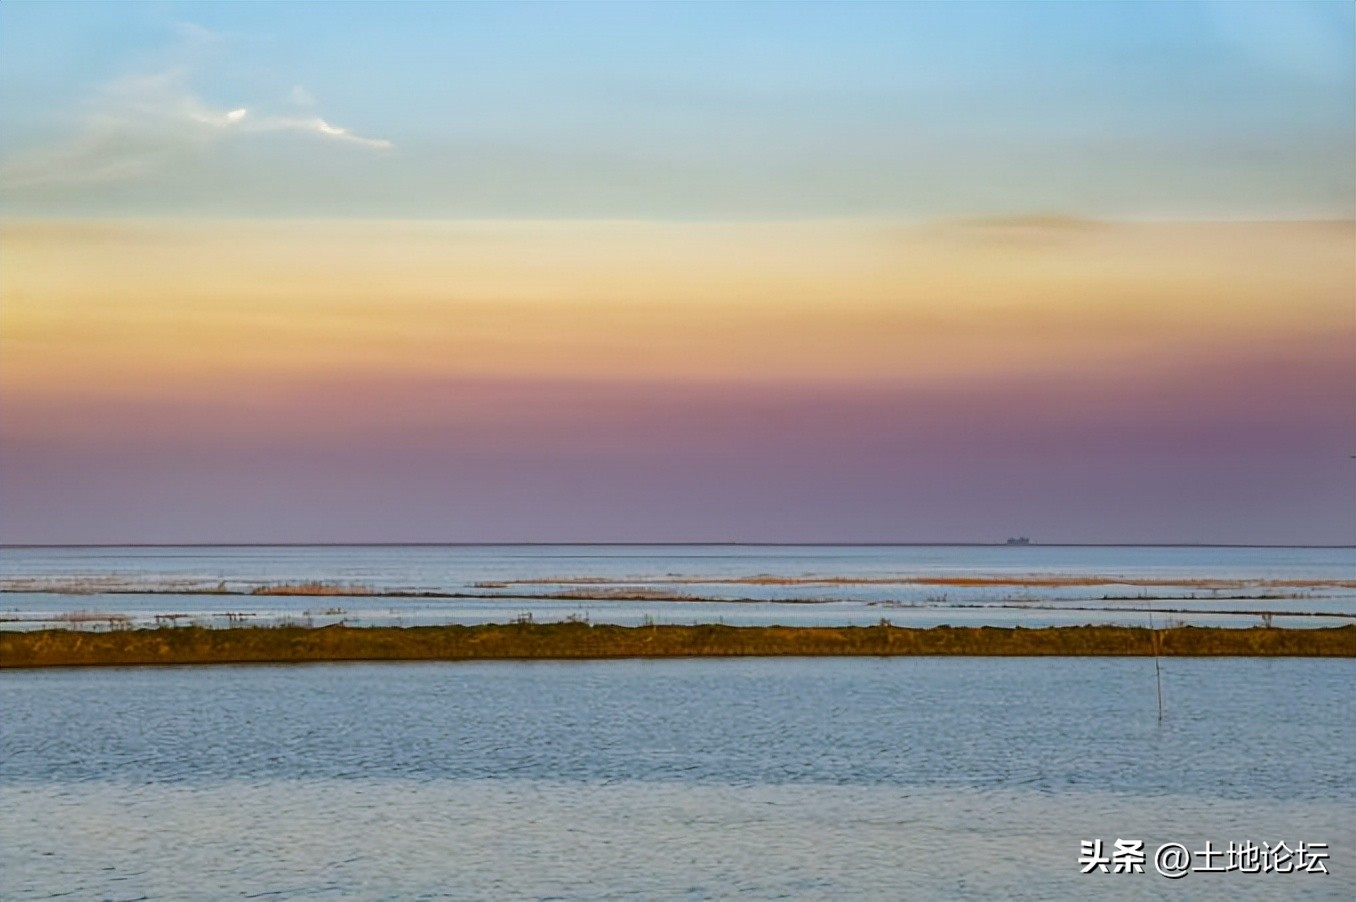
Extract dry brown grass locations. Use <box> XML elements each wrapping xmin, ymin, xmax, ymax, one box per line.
<box><xmin>249</xmin><ymin>581</ymin><xmax>376</xmax><ymax>597</ymax></box>
<box><xmin>2</xmin><ymin>622</ymin><xmax>1351</xmax><ymax>669</ymax></box>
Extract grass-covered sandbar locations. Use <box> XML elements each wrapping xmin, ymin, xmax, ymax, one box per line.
<box><xmin>3</xmin><ymin>622</ymin><xmax>1352</xmax><ymax>668</ymax></box>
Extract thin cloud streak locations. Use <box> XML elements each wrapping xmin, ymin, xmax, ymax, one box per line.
<box><xmin>239</xmin><ymin>112</ymin><xmax>393</xmax><ymax>149</ymax></box>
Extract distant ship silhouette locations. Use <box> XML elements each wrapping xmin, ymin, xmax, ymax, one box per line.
<box><xmin>1005</xmin><ymin>537</ymin><xmax>1031</xmax><ymax>545</ymax></box>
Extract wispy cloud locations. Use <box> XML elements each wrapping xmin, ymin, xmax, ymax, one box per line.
<box><xmin>0</xmin><ymin>25</ymin><xmax>391</xmax><ymax>191</ymax></box>
<box><xmin>235</xmin><ymin>112</ymin><xmax>393</xmax><ymax>149</ymax></box>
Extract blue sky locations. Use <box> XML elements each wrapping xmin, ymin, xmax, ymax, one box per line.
<box><xmin>2</xmin><ymin>1</ymin><xmax>1352</xmax><ymax>219</ymax></box>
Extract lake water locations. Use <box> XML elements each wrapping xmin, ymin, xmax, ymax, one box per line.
<box><xmin>1</xmin><ymin>656</ymin><xmax>1352</xmax><ymax>899</ymax></box>
<box><xmin>4</xmin><ymin>546</ymin><xmax>1352</xmax><ymax>896</ymax></box>
<box><xmin>2</xmin><ymin>544</ymin><xmax>1353</xmax><ymax>631</ymax></box>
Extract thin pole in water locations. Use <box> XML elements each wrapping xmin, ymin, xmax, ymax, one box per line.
<box><xmin>1148</xmin><ymin>603</ymin><xmax>1164</xmax><ymax>723</ymax></box>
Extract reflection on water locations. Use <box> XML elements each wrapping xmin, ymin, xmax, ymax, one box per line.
<box><xmin>2</xmin><ymin>544</ymin><xmax>1354</xmax><ymax>630</ymax></box>
<box><xmin>2</xmin><ymin>657</ymin><xmax>1352</xmax><ymax>899</ymax></box>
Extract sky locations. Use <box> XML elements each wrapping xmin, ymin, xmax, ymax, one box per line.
<box><xmin>1</xmin><ymin>2</ymin><xmax>1353</xmax><ymax>544</ymax></box>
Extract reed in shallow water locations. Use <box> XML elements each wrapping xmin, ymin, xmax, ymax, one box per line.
<box><xmin>1</xmin><ymin>623</ymin><xmax>1352</xmax><ymax>668</ymax></box>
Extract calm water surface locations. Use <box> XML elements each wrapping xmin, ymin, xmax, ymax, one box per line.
<box><xmin>3</xmin><ymin>544</ymin><xmax>1353</xmax><ymax>630</ymax></box>
<box><xmin>2</xmin><ymin>657</ymin><xmax>1352</xmax><ymax>899</ymax></box>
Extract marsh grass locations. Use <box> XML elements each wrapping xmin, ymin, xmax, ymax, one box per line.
<box><xmin>52</xmin><ymin>611</ymin><xmax>132</xmax><ymax>630</ymax></box>
<box><xmin>250</xmin><ymin>581</ymin><xmax>375</xmax><ymax>597</ymax></box>
<box><xmin>2</xmin><ymin>622</ymin><xmax>1351</xmax><ymax>669</ymax></box>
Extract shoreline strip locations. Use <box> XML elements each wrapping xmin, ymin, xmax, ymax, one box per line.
<box><xmin>2</xmin><ymin>623</ymin><xmax>1353</xmax><ymax>669</ymax></box>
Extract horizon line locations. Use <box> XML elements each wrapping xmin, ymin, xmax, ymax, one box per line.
<box><xmin>3</xmin><ymin>542</ymin><xmax>1353</xmax><ymax>551</ymax></box>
